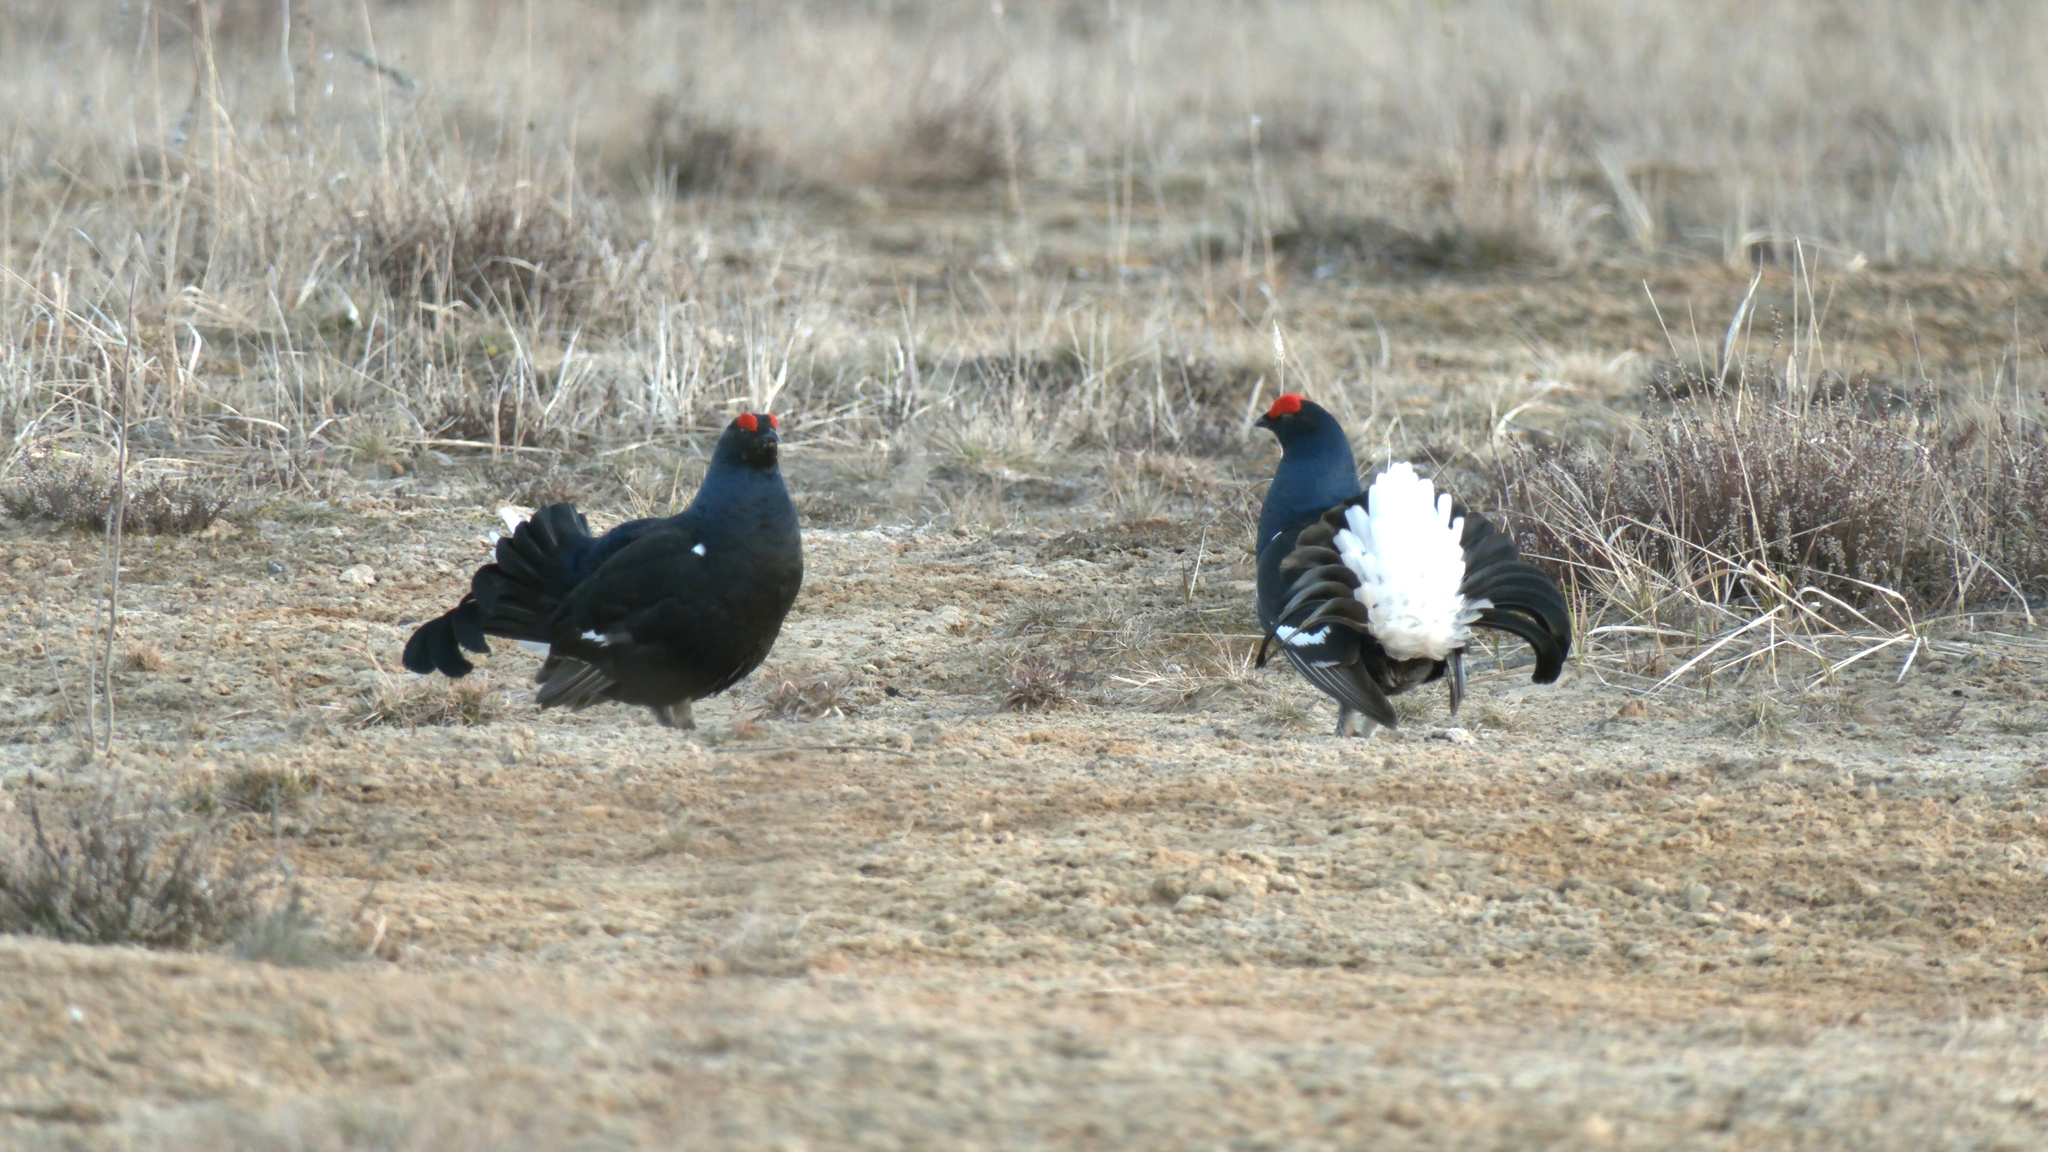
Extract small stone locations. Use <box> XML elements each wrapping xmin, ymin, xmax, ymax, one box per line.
<box><xmin>339</xmin><ymin>564</ymin><xmax>377</xmax><ymax>586</ymax></box>
<box><xmin>1579</xmin><ymin>1113</ymin><xmax>1617</xmax><ymax>1146</ymax></box>
<box><xmin>1429</xmin><ymin>726</ymin><xmax>1475</xmax><ymax>744</ymax></box>
<box><xmin>1684</xmin><ymin>883</ymin><xmax>1713</xmax><ymax>910</ymax></box>
<box><xmin>1613</xmin><ymin>699</ymin><xmax>1647</xmax><ymax>719</ymax></box>
<box><xmin>50</xmin><ymin>557</ymin><xmax>74</xmax><ymax>575</ymax></box>
<box><xmin>1172</xmin><ymin>893</ymin><xmax>1215</xmax><ymax>915</ymax></box>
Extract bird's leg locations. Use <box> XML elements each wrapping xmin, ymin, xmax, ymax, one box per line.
<box><xmin>1334</xmin><ymin>706</ymin><xmax>1380</xmax><ymax>740</ymax></box>
<box><xmin>650</xmin><ymin>700</ymin><xmax>697</xmax><ymax>730</ymax></box>
<box><xmin>1446</xmin><ymin>649</ymin><xmax>1467</xmax><ymax>717</ymax></box>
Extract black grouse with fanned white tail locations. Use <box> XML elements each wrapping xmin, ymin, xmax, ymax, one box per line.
<box><xmin>401</xmin><ymin>412</ymin><xmax>802</xmax><ymax>729</ymax></box>
<box><xmin>1252</xmin><ymin>394</ymin><xmax>1570</xmax><ymax>738</ymax></box>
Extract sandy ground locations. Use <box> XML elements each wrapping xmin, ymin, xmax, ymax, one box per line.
<box><xmin>3</xmin><ymin>454</ymin><xmax>2048</xmax><ymax>1152</ymax></box>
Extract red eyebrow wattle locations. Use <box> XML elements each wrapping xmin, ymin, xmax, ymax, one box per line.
<box><xmin>737</xmin><ymin>413</ymin><xmax>759</xmax><ymax>432</ymax></box>
<box><xmin>1267</xmin><ymin>393</ymin><xmax>1305</xmax><ymax>419</ymax></box>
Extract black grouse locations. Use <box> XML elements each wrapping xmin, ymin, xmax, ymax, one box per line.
<box><xmin>402</xmin><ymin>412</ymin><xmax>802</xmax><ymax>729</ymax></box>
<box><xmin>1253</xmin><ymin>393</ymin><xmax>1571</xmax><ymax>738</ymax></box>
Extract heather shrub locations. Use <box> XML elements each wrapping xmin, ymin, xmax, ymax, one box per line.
<box><xmin>1497</xmin><ymin>363</ymin><xmax>2048</xmax><ymax>622</ymax></box>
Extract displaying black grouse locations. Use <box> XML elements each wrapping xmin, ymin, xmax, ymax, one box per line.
<box><xmin>1253</xmin><ymin>393</ymin><xmax>1571</xmax><ymax>739</ymax></box>
<box><xmin>402</xmin><ymin>412</ymin><xmax>802</xmax><ymax>729</ymax></box>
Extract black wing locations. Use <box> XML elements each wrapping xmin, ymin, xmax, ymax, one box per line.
<box><xmin>1259</xmin><ymin>500</ymin><xmax>1400</xmax><ymax>729</ymax></box>
<box><xmin>533</xmin><ymin>525</ymin><xmax>771</xmax><ymax>710</ymax></box>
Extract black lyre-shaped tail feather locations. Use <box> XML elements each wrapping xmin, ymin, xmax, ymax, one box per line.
<box><xmin>402</xmin><ymin>503</ymin><xmax>593</xmax><ymax>678</ymax></box>
<box><xmin>401</xmin><ymin>594</ymin><xmax>491</xmax><ymax>676</ymax></box>
<box><xmin>1452</xmin><ymin>505</ymin><xmax>1573</xmax><ymax>684</ymax></box>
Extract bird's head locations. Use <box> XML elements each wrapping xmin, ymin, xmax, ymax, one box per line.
<box><xmin>1254</xmin><ymin>393</ymin><xmax>1340</xmax><ymax>448</ymax></box>
<box><xmin>721</xmin><ymin>411</ymin><xmax>781</xmax><ymax>470</ymax></box>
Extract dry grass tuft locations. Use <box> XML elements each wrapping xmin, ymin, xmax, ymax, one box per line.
<box><xmin>1003</xmin><ymin>656</ymin><xmax>1080</xmax><ymax>713</ymax></box>
<box><xmin>351</xmin><ymin>679</ymin><xmax>502</xmax><ymax>728</ymax></box>
<box><xmin>1991</xmin><ymin>707</ymin><xmax>2047</xmax><ymax>737</ymax></box>
<box><xmin>352</xmin><ymin>179</ymin><xmax>608</xmax><ymax>322</ymax></box>
<box><xmin>1501</xmin><ymin>319</ymin><xmax>2048</xmax><ymax>621</ymax></box>
<box><xmin>1725</xmin><ymin>691</ymin><xmax>1796</xmax><ymax>744</ymax></box>
<box><xmin>231</xmin><ymin>887</ymin><xmax>344</xmax><ymax>970</ymax></box>
<box><xmin>125</xmin><ymin>643</ymin><xmax>167</xmax><ymax>672</ymax></box>
<box><xmin>3</xmin><ymin>454</ymin><xmax>230</xmax><ymax>536</ymax></box>
<box><xmin>186</xmin><ymin>763</ymin><xmax>322</xmax><ymax>816</ymax></box>
<box><xmin>0</xmin><ymin>784</ymin><xmax>270</xmax><ymax>949</ymax></box>
<box><xmin>705</xmin><ymin>913</ymin><xmax>813</xmax><ymax>977</ymax></box>
<box><xmin>1276</xmin><ymin>212</ymin><xmax>1553</xmax><ymax>275</ymax></box>
<box><xmin>758</xmin><ymin>672</ymin><xmax>855</xmax><ymax>720</ymax></box>
<box><xmin>644</xmin><ymin>98</ymin><xmax>769</xmax><ymax>194</ymax></box>
<box><xmin>1491</xmin><ymin>295</ymin><xmax>2048</xmax><ymax>698</ymax></box>
<box><xmin>1393</xmin><ymin>692</ymin><xmax>1443</xmax><ymax>727</ymax></box>
<box><xmin>890</xmin><ymin>72</ymin><xmax>1019</xmax><ymax>189</ymax></box>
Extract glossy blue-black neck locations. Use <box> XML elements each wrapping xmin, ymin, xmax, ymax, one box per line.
<box><xmin>1257</xmin><ymin>399</ymin><xmax>1361</xmax><ymax>552</ymax></box>
<box><xmin>682</xmin><ymin>426</ymin><xmax>795</xmax><ymax>540</ymax></box>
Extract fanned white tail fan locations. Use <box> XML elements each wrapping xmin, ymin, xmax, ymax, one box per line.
<box><xmin>1331</xmin><ymin>464</ymin><xmax>1489</xmax><ymax>661</ymax></box>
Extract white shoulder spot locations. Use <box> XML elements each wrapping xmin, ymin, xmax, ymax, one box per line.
<box><xmin>580</xmin><ymin>630</ymin><xmax>619</xmax><ymax>647</ymax></box>
<box><xmin>692</xmin><ymin>543</ymin><xmax>706</xmax><ymax>556</ymax></box>
<box><xmin>1275</xmin><ymin>623</ymin><xmax>1331</xmax><ymax>647</ymax></box>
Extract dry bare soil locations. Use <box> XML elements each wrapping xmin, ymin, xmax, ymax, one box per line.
<box><xmin>4</xmin><ymin>412</ymin><xmax>2048</xmax><ymax>1151</ymax></box>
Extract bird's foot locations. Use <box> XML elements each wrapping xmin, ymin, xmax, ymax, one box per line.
<box><xmin>651</xmin><ymin>701</ymin><xmax>697</xmax><ymax>730</ymax></box>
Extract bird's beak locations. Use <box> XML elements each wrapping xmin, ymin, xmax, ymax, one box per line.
<box><xmin>1253</xmin><ymin>414</ymin><xmax>1277</xmax><ymax>432</ymax></box>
